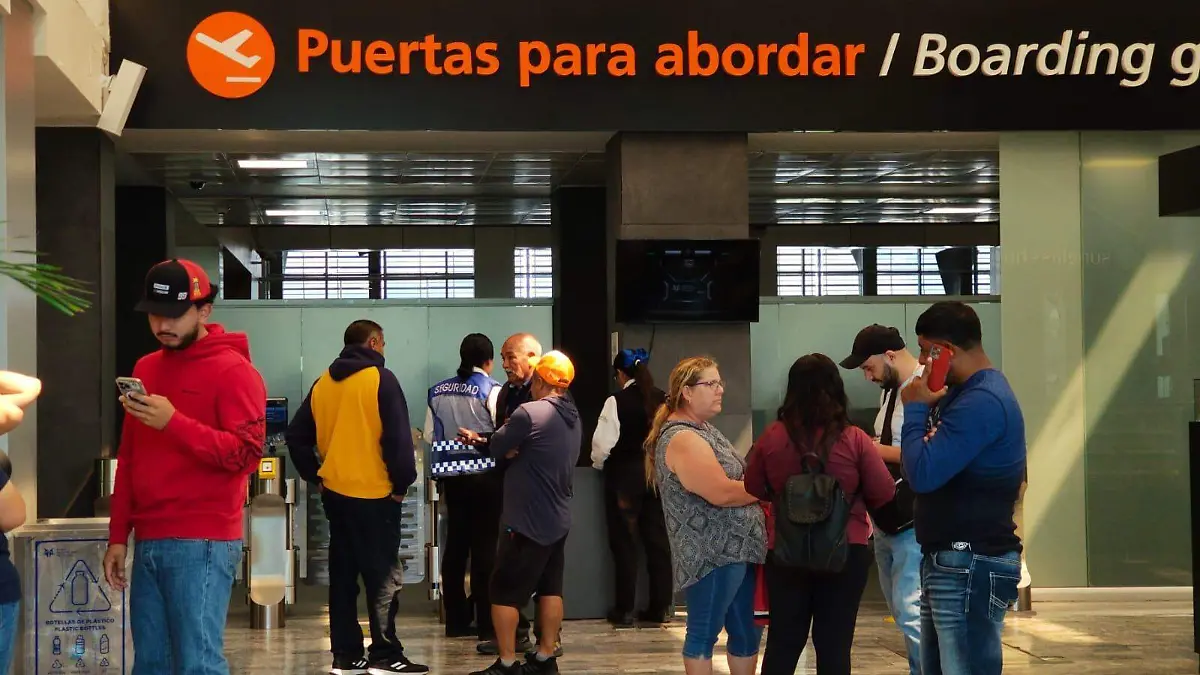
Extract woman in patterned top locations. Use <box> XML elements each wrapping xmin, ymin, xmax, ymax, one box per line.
<box><xmin>644</xmin><ymin>356</ymin><xmax>766</xmax><ymax>675</ymax></box>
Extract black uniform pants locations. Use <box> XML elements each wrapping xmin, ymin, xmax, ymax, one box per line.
<box><xmin>603</xmin><ymin>461</ymin><xmax>674</xmax><ymax>615</ymax></box>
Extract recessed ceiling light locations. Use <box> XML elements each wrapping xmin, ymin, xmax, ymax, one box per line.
<box><xmin>925</xmin><ymin>206</ymin><xmax>990</xmax><ymax>215</ymax></box>
<box><xmin>238</xmin><ymin>159</ymin><xmax>309</xmax><ymax>169</ymax></box>
<box><xmin>265</xmin><ymin>209</ymin><xmax>323</xmax><ymax>217</ymax></box>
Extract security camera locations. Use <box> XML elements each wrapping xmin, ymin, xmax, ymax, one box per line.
<box><xmin>189</xmin><ymin>180</ymin><xmax>206</xmax><ymax>190</ymax></box>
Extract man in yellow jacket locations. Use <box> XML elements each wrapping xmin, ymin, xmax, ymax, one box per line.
<box><xmin>286</xmin><ymin>319</ymin><xmax>426</xmax><ymax>675</ymax></box>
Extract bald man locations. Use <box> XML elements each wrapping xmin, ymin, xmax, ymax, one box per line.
<box><xmin>495</xmin><ymin>333</ymin><xmax>542</xmax><ymax>428</ymax></box>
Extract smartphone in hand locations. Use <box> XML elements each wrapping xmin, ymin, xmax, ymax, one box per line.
<box><xmin>926</xmin><ymin>346</ymin><xmax>952</xmax><ymax>392</ymax></box>
<box><xmin>116</xmin><ymin>377</ymin><xmax>147</xmax><ymax>398</ymax></box>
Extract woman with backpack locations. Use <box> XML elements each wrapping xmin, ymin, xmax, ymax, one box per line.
<box><xmin>744</xmin><ymin>354</ymin><xmax>896</xmax><ymax>675</ymax></box>
<box><xmin>645</xmin><ymin>356</ymin><xmax>767</xmax><ymax>675</ymax></box>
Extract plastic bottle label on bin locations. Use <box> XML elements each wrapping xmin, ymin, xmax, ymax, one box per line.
<box><xmin>35</xmin><ymin>538</ymin><xmax>129</xmax><ymax>674</ymax></box>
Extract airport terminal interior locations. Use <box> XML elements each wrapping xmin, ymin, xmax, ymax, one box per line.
<box><xmin>4</xmin><ymin>0</ymin><xmax>1200</xmax><ymax>673</ymax></box>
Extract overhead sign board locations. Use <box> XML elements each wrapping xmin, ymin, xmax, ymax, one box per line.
<box><xmin>111</xmin><ymin>0</ymin><xmax>1200</xmax><ymax>131</ymax></box>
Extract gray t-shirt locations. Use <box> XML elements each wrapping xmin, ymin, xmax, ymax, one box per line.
<box><xmin>488</xmin><ymin>395</ymin><xmax>581</xmax><ymax>545</ymax></box>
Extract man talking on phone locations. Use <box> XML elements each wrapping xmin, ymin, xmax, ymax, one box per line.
<box><xmin>102</xmin><ymin>259</ymin><xmax>266</xmax><ymax>675</ymax></box>
<box><xmin>900</xmin><ymin>301</ymin><xmax>1026</xmax><ymax>675</ymax></box>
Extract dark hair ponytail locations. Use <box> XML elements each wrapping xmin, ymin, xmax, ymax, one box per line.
<box><xmin>457</xmin><ymin>333</ymin><xmax>494</xmax><ymax>380</ymax></box>
<box><xmin>631</xmin><ymin>361</ymin><xmax>660</xmax><ymax>419</ymax></box>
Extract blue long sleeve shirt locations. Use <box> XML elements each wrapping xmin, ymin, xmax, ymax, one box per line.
<box><xmin>901</xmin><ymin>368</ymin><xmax>1026</xmax><ymax>555</ymax></box>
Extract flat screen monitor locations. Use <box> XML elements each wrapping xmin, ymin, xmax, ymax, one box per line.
<box><xmin>266</xmin><ymin>397</ymin><xmax>289</xmax><ymax>437</ymax></box>
<box><xmin>615</xmin><ymin>238</ymin><xmax>760</xmax><ymax>323</ymax></box>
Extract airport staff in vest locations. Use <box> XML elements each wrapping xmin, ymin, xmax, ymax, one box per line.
<box><xmin>590</xmin><ymin>348</ymin><xmax>674</xmax><ymax>627</ymax></box>
<box><xmin>423</xmin><ymin>334</ymin><xmax>502</xmax><ymax>641</ymax></box>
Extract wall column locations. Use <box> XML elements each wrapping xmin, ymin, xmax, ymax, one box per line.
<box><xmin>551</xmin><ymin>187</ymin><xmax>608</xmax><ymax>461</ymax></box>
<box><xmin>114</xmin><ymin>187</ymin><xmax>170</xmax><ymax>441</ymax></box>
<box><xmin>607</xmin><ymin>132</ymin><xmax>753</xmax><ymax>450</ymax></box>
<box><xmin>998</xmin><ymin>132</ymin><xmax>1088</xmax><ymax>588</ymax></box>
<box><xmin>0</xmin><ymin>0</ymin><xmax>39</xmax><ymax>521</ymax></box>
<box><xmin>35</xmin><ymin>128</ymin><xmax>117</xmax><ymax>517</ymax></box>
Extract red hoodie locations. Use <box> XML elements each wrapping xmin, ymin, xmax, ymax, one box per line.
<box><xmin>109</xmin><ymin>324</ymin><xmax>267</xmax><ymax>545</ymax></box>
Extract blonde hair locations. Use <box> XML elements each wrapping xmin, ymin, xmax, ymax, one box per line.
<box><xmin>643</xmin><ymin>356</ymin><xmax>718</xmax><ymax>489</ymax></box>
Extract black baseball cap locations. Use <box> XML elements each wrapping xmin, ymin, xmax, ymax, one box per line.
<box><xmin>134</xmin><ymin>259</ymin><xmax>215</xmax><ymax>319</ymax></box>
<box><xmin>839</xmin><ymin>325</ymin><xmax>906</xmax><ymax>370</ymax></box>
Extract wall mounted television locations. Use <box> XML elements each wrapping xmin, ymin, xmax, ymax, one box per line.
<box><xmin>615</xmin><ymin>239</ymin><xmax>760</xmax><ymax>323</ymax></box>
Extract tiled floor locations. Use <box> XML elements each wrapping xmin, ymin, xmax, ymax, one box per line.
<box><xmin>225</xmin><ymin>592</ymin><xmax>1198</xmax><ymax>674</ymax></box>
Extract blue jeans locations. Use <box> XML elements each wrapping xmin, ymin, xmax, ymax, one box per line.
<box><xmin>920</xmin><ymin>549</ymin><xmax>1020</xmax><ymax>675</ymax></box>
<box><xmin>874</xmin><ymin>529</ymin><xmax>922</xmax><ymax>675</ymax></box>
<box><xmin>0</xmin><ymin>600</ymin><xmax>16</xmax><ymax>674</ymax></box>
<box><xmin>131</xmin><ymin>539</ymin><xmax>242</xmax><ymax>675</ymax></box>
<box><xmin>682</xmin><ymin>563</ymin><xmax>762</xmax><ymax>660</ymax></box>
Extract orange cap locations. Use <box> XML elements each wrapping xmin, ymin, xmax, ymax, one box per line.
<box><xmin>535</xmin><ymin>350</ymin><xmax>575</xmax><ymax>388</ymax></box>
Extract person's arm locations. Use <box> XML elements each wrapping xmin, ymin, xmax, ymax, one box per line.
<box><xmin>422</xmin><ymin>405</ymin><xmax>435</xmax><ymax>445</ymax></box>
<box><xmin>486</xmin><ymin>407</ymin><xmax>534</xmax><ymax>467</ymax></box>
<box><xmin>901</xmin><ymin>390</ymin><xmax>1005</xmax><ymax>493</ymax></box>
<box><xmin>856</xmin><ymin>429</ymin><xmax>898</xmax><ymax>509</ymax></box>
<box><xmin>666</xmin><ymin>430</ymin><xmax>758</xmax><ymax>507</ymax></box>
<box><xmin>743</xmin><ymin>423</ymin><xmax>779</xmax><ymax>501</ymax></box>
<box><xmin>486</xmin><ymin>385</ymin><xmax>500</xmax><ymax>422</ymax></box>
<box><xmin>0</xmin><ymin>470</ymin><xmax>25</xmax><ymax>533</ymax></box>
<box><xmin>590</xmin><ymin>395</ymin><xmax>620</xmax><ymax>470</ymax></box>
<box><xmin>875</xmin><ymin>443</ymin><xmax>902</xmax><ymax>464</ymax></box>
<box><xmin>284</xmin><ymin>383</ymin><xmax>321</xmax><ymax>485</ymax></box>
<box><xmin>108</xmin><ymin>415</ymin><xmax>136</xmax><ymax>545</ymax></box>
<box><xmin>378</xmin><ymin>368</ymin><xmax>418</xmax><ymax>496</ymax></box>
<box><xmin>162</xmin><ymin>360</ymin><xmax>266</xmax><ymax>474</ymax></box>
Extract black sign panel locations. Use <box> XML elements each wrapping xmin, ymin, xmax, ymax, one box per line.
<box><xmin>111</xmin><ymin>0</ymin><xmax>1200</xmax><ymax>132</ymax></box>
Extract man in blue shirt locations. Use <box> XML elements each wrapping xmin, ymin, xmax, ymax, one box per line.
<box><xmin>900</xmin><ymin>301</ymin><xmax>1026</xmax><ymax>675</ymax></box>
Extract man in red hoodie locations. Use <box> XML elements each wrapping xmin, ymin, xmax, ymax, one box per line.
<box><xmin>101</xmin><ymin>259</ymin><xmax>266</xmax><ymax>675</ymax></box>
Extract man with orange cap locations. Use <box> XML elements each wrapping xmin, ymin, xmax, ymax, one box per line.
<box><xmin>460</xmin><ymin>351</ymin><xmax>580</xmax><ymax>675</ymax></box>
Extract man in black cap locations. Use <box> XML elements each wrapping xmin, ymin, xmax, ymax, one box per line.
<box><xmin>839</xmin><ymin>324</ymin><xmax>923</xmax><ymax>675</ymax></box>
<box><xmin>102</xmin><ymin>259</ymin><xmax>267</xmax><ymax>675</ymax></box>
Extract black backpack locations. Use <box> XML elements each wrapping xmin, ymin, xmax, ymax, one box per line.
<box><xmin>770</xmin><ymin>425</ymin><xmax>856</xmax><ymax>572</ymax></box>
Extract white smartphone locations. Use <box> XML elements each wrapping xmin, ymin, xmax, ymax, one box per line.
<box><xmin>116</xmin><ymin>377</ymin><xmax>147</xmax><ymax>398</ymax></box>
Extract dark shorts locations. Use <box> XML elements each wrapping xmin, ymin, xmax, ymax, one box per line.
<box><xmin>489</xmin><ymin>528</ymin><xmax>567</xmax><ymax>607</ymax></box>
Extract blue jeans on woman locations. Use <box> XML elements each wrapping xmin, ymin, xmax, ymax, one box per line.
<box><xmin>0</xmin><ymin>600</ymin><xmax>17</xmax><ymax>674</ymax></box>
<box><xmin>920</xmin><ymin>548</ymin><xmax>1020</xmax><ymax>675</ymax></box>
<box><xmin>130</xmin><ymin>539</ymin><xmax>242</xmax><ymax>675</ymax></box>
<box><xmin>682</xmin><ymin>562</ymin><xmax>762</xmax><ymax>660</ymax></box>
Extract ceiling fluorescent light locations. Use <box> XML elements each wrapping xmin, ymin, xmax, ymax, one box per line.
<box><xmin>238</xmin><ymin>159</ymin><xmax>309</xmax><ymax>169</ymax></box>
<box><xmin>925</xmin><ymin>206</ymin><xmax>990</xmax><ymax>215</ymax></box>
<box><xmin>265</xmin><ymin>209</ymin><xmax>322</xmax><ymax>217</ymax></box>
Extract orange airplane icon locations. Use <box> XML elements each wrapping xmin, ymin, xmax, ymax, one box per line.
<box><xmin>187</xmin><ymin>12</ymin><xmax>275</xmax><ymax>99</ymax></box>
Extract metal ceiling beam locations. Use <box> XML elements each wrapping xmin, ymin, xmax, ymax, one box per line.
<box><xmin>170</xmin><ymin>182</ymin><xmax>996</xmax><ymax>200</ymax></box>
<box><xmin>761</xmin><ymin>184</ymin><xmax>997</xmax><ymax>198</ymax></box>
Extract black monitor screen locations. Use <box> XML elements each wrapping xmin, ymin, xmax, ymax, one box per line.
<box><xmin>266</xmin><ymin>398</ymin><xmax>289</xmax><ymax>436</ymax></box>
<box><xmin>615</xmin><ymin>239</ymin><xmax>760</xmax><ymax>323</ymax></box>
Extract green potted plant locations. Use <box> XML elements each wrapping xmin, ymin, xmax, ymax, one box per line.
<box><xmin>0</xmin><ymin>255</ymin><xmax>90</xmax><ymax>437</ymax></box>
<box><xmin>1</xmin><ymin>254</ymin><xmax>91</xmax><ymax>316</ymax></box>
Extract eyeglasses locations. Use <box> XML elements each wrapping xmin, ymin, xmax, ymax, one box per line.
<box><xmin>691</xmin><ymin>379</ymin><xmax>725</xmax><ymax>390</ymax></box>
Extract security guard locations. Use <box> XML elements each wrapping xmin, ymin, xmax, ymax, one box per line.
<box><xmin>424</xmin><ymin>334</ymin><xmax>502</xmax><ymax>641</ymax></box>
<box><xmin>591</xmin><ymin>348</ymin><xmax>673</xmax><ymax>626</ymax></box>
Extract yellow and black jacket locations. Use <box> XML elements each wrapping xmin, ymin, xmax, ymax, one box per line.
<box><xmin>285</xmin><ymin>345</ymin><xmax>417</xmax><ymax>499</ymax></box>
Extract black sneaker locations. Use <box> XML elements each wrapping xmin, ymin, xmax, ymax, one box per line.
<box><xmin>637</xmin><ymin>609</ymin><xmax>672</xmax><ymax>625</ymax></box>
<box><xmin>469</xmin><ymin>658</ymin><xmax>522</xmax><ymax>675</ymax></box>
<box><xmin>521</xmin><ymin>654</ymin><xmax>560</xmax><ymax>675</ymax></box>
<box><xmin>330</xmin><ymin>657</ymin><xmax>369</xmax><ymax>675</ymax></box>
<box><xmin>368</xmin><ymin>654</ymin><xmax>429</xmax><ymax>674</ymax></box>
<box><xmin>477</xmin><ymin>636</ymin><xmax>533</xmax><ymax>656</ymax></box>
<box><xmin>606</xmin><ymin>609</ymin><xmax>635</xmax><ymax>627</ymax></box>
